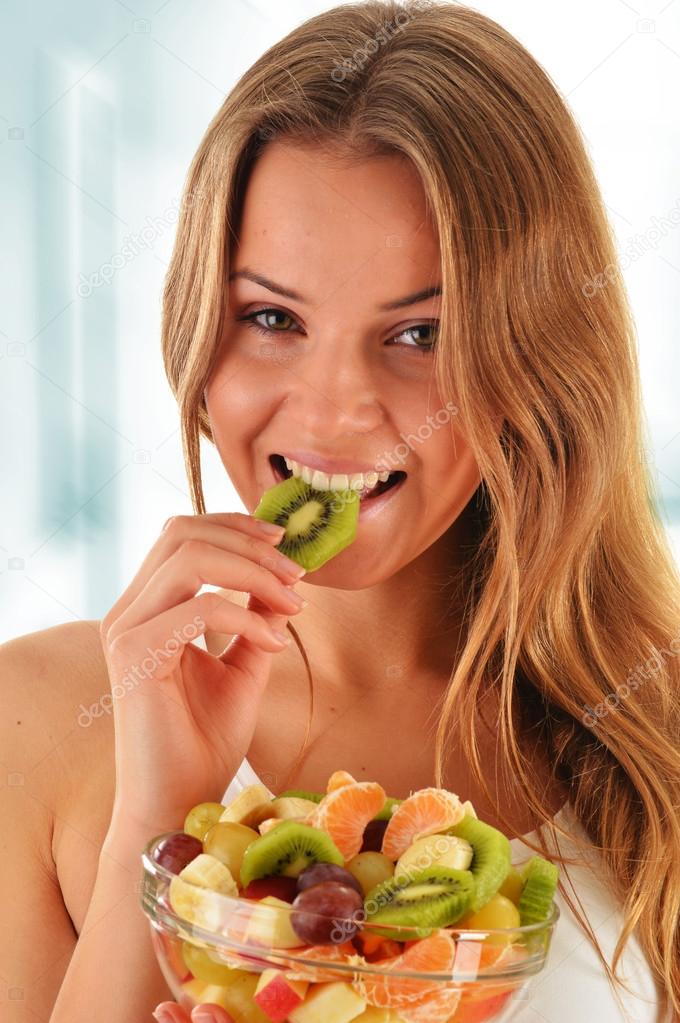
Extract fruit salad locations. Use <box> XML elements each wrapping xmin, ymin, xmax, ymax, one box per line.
<box><xmin>142</xmin><ymin>771</ymin><xmax>560</xmax><ymax>1023</ymax></box>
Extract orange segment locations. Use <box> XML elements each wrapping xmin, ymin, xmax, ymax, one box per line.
<box><xmin>354</xmin><ymin>930</ymin><xmax>458</xmax><ymax>1011</ymax></box>
<box><xmin>327</xmin><ymin>769</ymin><xmax>358</xmax><ymax>792</ymax></box>
<box><xmin>278</xmin><ymin>940</ymin><xmax>361</xmax><ymax>983</ymax></box>
<box><xmin>381</xmin><ymin>788</ymin><xmax>465</xmax><ymax>860</ymax></box>
<box><xmin>398</xmin><ymin>983</ymin><xmax>463</xmax><ymax>1022</ymax></box>
<box><xmin>305</xmin><ymin>781</ymin><xmax>386</xmax><ymax>860</ymax></box>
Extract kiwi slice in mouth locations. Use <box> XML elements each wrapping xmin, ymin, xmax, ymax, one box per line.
<box><xmin>518</xmin><ymin>856</ymin><xmax>559</xmax><ymax>925</ymax></box>
<box><xmin>447</xmin><ymin>815</ymin><xmax>511</xmax><ymax>912</ymax></box>
<box><xmin>239</xmin><ymin>819</ymin><xmax>344</xmax><ymax>887</ymax></box>
<box><xmin>363</xmin><ymin>865</ymin><xmax>475</xmax><ymax>940</ymax></box>
<box><xmin>254</xmin><ymin>473</ymin><xmax>360</xmax><ymax>572</ymax></box>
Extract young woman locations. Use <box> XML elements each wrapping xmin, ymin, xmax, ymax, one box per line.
<box><xmin>3</xmin><ymin>2</ymin><xmax>679</xmax><ymax>1021</ymax></box>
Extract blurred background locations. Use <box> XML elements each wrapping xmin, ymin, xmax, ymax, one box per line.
<box><xmin>1</xmin><ymin>0</ymin><xmax>679</xmax><ymax>643</ymax></box>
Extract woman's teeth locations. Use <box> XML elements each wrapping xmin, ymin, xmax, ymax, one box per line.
<box><xmin>283</xmin><ymin>456</ymin><xmax>390</xmax><ymax>498</ymax></box>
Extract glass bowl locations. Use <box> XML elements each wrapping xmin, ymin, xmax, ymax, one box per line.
<box><xmin>141</xmin><ymin>831</ymin><xmax>560</xmax><ymax>1023</ymax></box>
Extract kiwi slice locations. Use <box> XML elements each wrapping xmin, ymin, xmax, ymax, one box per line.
<box><xmin>518</xmin><ymin>856</ymin><xmax>559</xmax><ymax>926</ymax></box>
<box><xmin>363</xmin><ymin>865</ymin><xmax>474</xmax><ymax>940</ymax></box>
<box><xmin>375</xmin><ymin>796</ymin><xmax>402</xmax><ymax>821</ymax></box>
<box><xmin>277</xmin><ymin>789</ymin><xmax>324</xmax><ymax>803</ymax></box>
<box><xmin>253</xmin><ymin>475</ymin><xmax>360</xmax><ymax>572</ymax></box>
<box><xmin>239</xmin><ymin>819</ymin><xmax>344</xmax><ymax>888</ymax></box>
<box><xmin>447</xmin><ymin>815</ymin><xmax>511</xmax><ymax>912</ymax></box>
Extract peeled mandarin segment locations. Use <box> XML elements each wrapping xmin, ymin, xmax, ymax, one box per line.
<box><xmin>277</xmin><ymin>941</ymin><xmax>359</xmax><ymax>983</ymax></box>
<box><xmin>355</xmin><ymin>931</ymin><xmax>457</xmax><ymax>1010</ymax></box>
<box><xmin>396</xmin><ymin>983</ymin><xmax>463</xmax><ymax>1023</ymax></box>
<box><xmin>381</xmin><ymin>789</ymin><xmax>465</xmax><ymax>861</ymax></box>
<box><xmin>327</xmin><ymin>769</ymin><xmax>359</xmax><ymax>792</ymax></box>
<box><xmin>305</xmin><ymin>782</ymin><xmax>387</xmax><ymax>861</ymax></box>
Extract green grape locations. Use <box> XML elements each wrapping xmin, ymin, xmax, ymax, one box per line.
<box><xmin>345</xmin><ymin>851</ymin><xmax>395</xmax><ymax>896</ymax></box>
<box><xmin>203</xmin><ymin>821</ymin><xmax>259</xmax><ymax>878</ymax></box>
<box><xmin>498</xmin><ymin>867</ymin><xmax>524</xmax><ymax>906</ymax></box>
<box><xmin>456</xmin><ymin>893</ymin><xmax>521</xmax><ymax>944</ymax></box>
<box><xmin>183</xmin><ymin>802</ymin><xmax>225</xmax><ymax>842</ymax></box>
<box><xmin>181</xmin><ymin>941</ymin><xmax>242</xmax><ymax>985</ymax></box>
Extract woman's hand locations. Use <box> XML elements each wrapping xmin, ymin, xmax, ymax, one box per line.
<box><xmin>99</xmin><ymin>511</ymin><xmax>307</xmax><ymax>836</ymax></box>
<box><xmin>153</xmin><ymin>1001</ymin><xmax>234</xmax><ymax>1022</ymax></box>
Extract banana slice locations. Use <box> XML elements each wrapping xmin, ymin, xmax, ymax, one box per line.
<box><xmin>268</xmin><ymin>796</ymin><xmax>319</xmax><ymax>819</ymax></box>
<box><xmin>395</xmin><ymin>833</ymin><xmax>474</xmax><ymax>881</ymax></box>
<box><xmin>169</xmin><ymin>853</ymin><xmax>238</xmax><ymax>930</ymax></box>
<box><xmin>258</xmin><ymin>818</ymin><xmax>286</xmax><ymax>835</ymax></box>
<box><xmin>219</xmin><ymin>784</ymin><xmax>273</xmax><ymax>827</ymax></box>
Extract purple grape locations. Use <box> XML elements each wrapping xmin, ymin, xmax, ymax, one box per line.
<box><xmin>153</xmin><ymin>832</ymin><xmax>202</xmax><ymax>875</ymax></box>
<box><xmin>296</xmin><ymin>862</ymin><xmax>363</xmax><ymax>897</ymax></box>
<box><xmin>290</xmin><ymin>882</ymin><xmax>365</xmax><ymax>945</ymax></box>
<box><xmin>360</xmin><ymin>819</ymin><xmax>388</xmax><ymax>853</ymax></box>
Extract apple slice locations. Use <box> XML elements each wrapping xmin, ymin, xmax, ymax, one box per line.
<box><xmin>244</xmin><ymin>895</ymin><xmax>307</xmax><ymax>949</ymax></box>
<box><xmin>254</xmin><ymin>968</ymin><xmax>309</xmax><ymax>1021</ymax></box>
<box><xmin>288</xmin><ymin>980</ymin><xmax>366</xmax><ymax>1023</ymax></box>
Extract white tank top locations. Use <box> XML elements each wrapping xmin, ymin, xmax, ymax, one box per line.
<box><xmin>192</xmin><ymin>631</ymin><xmax>666</xmax><ymax>1020</ymax></box>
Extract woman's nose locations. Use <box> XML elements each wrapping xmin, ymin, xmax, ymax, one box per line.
<box><xmin>282</xmin><ymin>336</ymin><xmax>385</xmax><ymax>438</ymax></box>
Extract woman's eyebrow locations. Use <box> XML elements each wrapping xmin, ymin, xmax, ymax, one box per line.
<box><xmin>228</xmin><ymin>267</ymin><xmax>441</xmax><ymax>310</ymax></box>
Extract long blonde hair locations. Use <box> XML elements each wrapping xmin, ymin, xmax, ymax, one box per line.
<box><xmin>160</xmin><ymin>1</ymin><xmax>680</xmax><ymax>1015</ymax></box>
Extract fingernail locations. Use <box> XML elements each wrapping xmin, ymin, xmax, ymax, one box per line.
<box><xmin>193</xmin><ymin>1013</ymin><xmax>218</xmax><ymax>1023</ymax></box>
<box><xmin>255</xmin><ymin>519</ymin><xmax>285</xmax><ymax>536</ymax></box>
<box><xmin>271</xmin><ymin>628</ymin><xmax>292</xmax><ymax>646</ymax></box>
<box><xmin>152</xmin><ymin>1009</ymin><xmax>172</xmax><ymax>1022</ymax></box>
<box><xmin>281</xmin><ymin>560</ymin><xmax>306</xmax><ymax>580</ymax></box>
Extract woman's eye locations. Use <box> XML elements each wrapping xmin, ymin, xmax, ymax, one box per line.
<box><xmin>237</xmin><ymin>308</ymin><xmax>438</xmax><ymax>352</ymax></box>
<box><xmin>238</xmin><ymin>308</ymin><xmax>299</xmax><ymax>335</ymax></box>
<box><xmin>387</xmin><ymin>323</ymin><xmax>438</xmax><ymax>352</ymax></box>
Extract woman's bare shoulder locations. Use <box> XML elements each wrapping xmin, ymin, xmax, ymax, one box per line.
<box><xmin>1</xmin><ymin>619</ymin><xmax>118</xmax><ymax>933</ymax></box>
<box><xmin>0</xmin><ymin>619</ymin><xmax>114</xmax><ymax>814</ymax></box>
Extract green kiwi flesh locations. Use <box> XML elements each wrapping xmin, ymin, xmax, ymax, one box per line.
<box><xmin>277</xmin><ymin>789</ymin><xmax>324</xmax><ymax>804</ymax></box>
<box><xmin>253</xmin><ymin>475</ymin><xmax>359</xmax><ymax>572</ymax></box>
<box><xmin>239</xmin><ymin>819</ymin><xmax>344</xmax><ymax>887</ymax></box>
<box><xmin>518</xmin><ymin>856</ymin><xmax>559</xmax><ymax>925</ymax></box>
<box><xmin>447</xmin><ymin>815</ymin><xmax>511</xmax><ymax>912</ymax></box>
<box><xmin>375</xmin><ymin>796</ymin><xmax>402</xmax><ymax>821</ymax></box>
<box><xmin>363</xmin><ymin>865</ymin><xmax>474</xmax><ymax>940</ymax></box>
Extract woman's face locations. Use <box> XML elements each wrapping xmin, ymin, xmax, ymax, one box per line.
<box><xmin>205</xmin><ymin>141</ymin><xmax>481</xmax><ymax>586</ymax></box>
